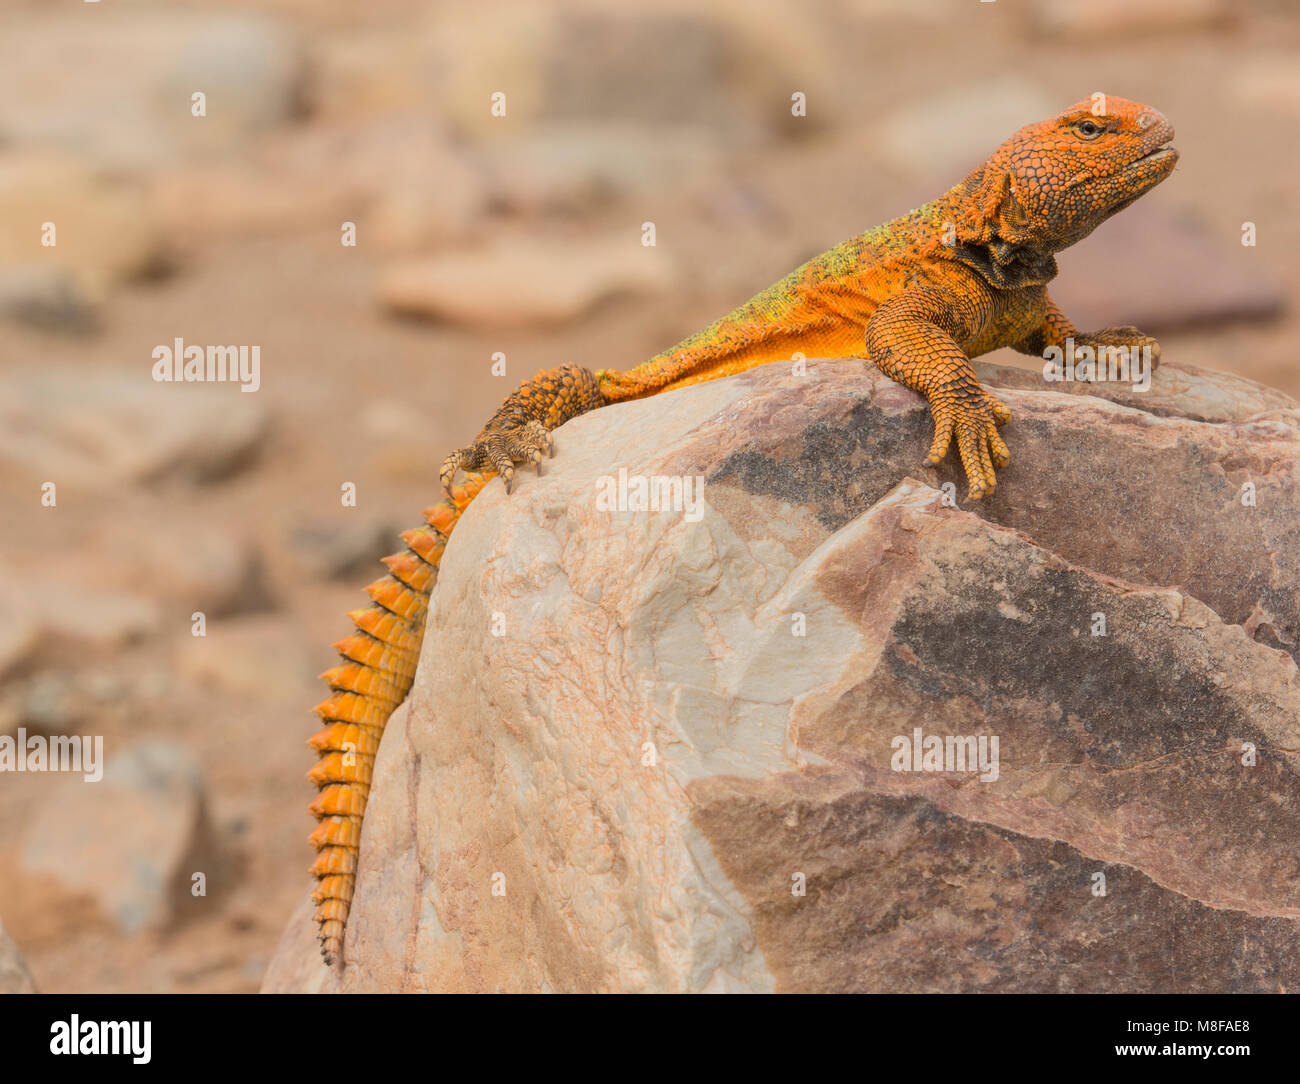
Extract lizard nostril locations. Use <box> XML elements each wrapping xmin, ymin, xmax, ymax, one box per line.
<box><xmin>1138</xmin><ymin>112</ymin><xmax>1155</xmax><ymax>130</ymax></box>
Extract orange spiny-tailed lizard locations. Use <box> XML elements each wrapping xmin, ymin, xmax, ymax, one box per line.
<box><xmin>308</xmin><ymin>95</ymin><xmax>1178</xmax><ymax>964</ymax></box>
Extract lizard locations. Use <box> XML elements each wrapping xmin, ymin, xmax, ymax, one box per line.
<box><xmin>307</xmin><ymin>94</ymin><xmax>1178</xmax><ymax>964</ymax></box>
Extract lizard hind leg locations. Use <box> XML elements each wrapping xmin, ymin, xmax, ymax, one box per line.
<box><xmin>440</xmin><ymin>365</ymin><xmax>604</xmax><ymax>496</ymax></box>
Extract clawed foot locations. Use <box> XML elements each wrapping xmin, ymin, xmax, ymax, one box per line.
<box><xmin>440</xmin><ymin>415</ymin><xmax>554</xmax><ymax>497</ymax></box>
<box><xmin>927</xmin><ymin>379</ymin><xmax>1011</xmax><ymax>501</ymax></box>
<box><xmin>438</xmin><ymin>365</ymin><xmax>606</xmax><ymax>497</ymax></box>
<box><xmin>1073</xmin><ymin>326</ymin><xmax>1161</xmax><ymax>376</ymax></box>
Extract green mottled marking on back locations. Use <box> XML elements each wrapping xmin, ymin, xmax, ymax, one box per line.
<box><xmin>634</xmin><ymin>194</ymin><xmax>958</xmax><ymax>376</ymax></box>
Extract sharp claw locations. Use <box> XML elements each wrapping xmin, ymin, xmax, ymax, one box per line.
<box><xmin>439</xmin><ymin>453</ymin><xmax>458</xmax><ymax>498</ymax></box>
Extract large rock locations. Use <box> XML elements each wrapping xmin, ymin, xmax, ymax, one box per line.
<box><xmin>265</xmin><ymin>358</ymin><xmax>1300</xmax><ymax>992</ymax></box>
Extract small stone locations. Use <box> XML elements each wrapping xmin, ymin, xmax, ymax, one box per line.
<box><xmin>38</xmin><ymin>586</ymin><xmax>161</xmax><ymax>653</ymax></box>
<box><xmin>172</xmin><ymin>615</ymin><xmax>316</xmax><ymax>705</ymax></box>
<box><xmin>17</xmin><ymin>671</ymin><xmax>85</xmax><ymax>733</ymax></box>
<box><xmin>148</xmin><ymin>117</ymin><xmax>487</xmax><ymax>251</ymax></box>
<box><xmin>427</xmin><ymin>8</ymin><xmax>809</xmax><ymax>145</ymax></box>
<box><xmin>0</xmin><ymin>266</ymin><xmax>99</xmax><ymax>334</ymax></box>
<box><xmin>0</xmin><ymin>574</ymin><xmax>158</xmax><ymax>649</ymax></box>
<box><xmin>20</xmin><ymin>741</ymin><xmax>216</xmax><ymax>935</ymax></box>
<box><xmin>473</xmin><ymin>123</ymin><xmax>724</xmax><ymax>216</ymax></box>
<box><xmin>0</xmin><ymin>152</ymin><xmax>167</xmax><ymax>291</ymax></box>
<box><xmin>1029</xmin><ymin>0</ymin><xmax>1234</xmax><ymax>37</ymax></box>
<box><xmin>0</xmin><ymin>571</ymin><xmax>160</xmax><ymax>656</ymax></box>
<box><xmin>96</xmin><ymin>518</ymin><xmax>269</xmax><ymax>618</ymax></box>
<box><xmin>0</xmin><ymin>921</ymin><xmax>38</xmax><ymax>993</ymax></box>
<box><xmin>0</xmin><ymin>587</ymin><xmax>39</xmax><ymax>682</ymax></box>
<box><xmin>377</xmin><ymin>234</ymin><xmax>675</xmax><ymax>327</ymax></box>
<box><xmin>0</xmin><ymin>369</ymin><xmax>269</xmax><ymax>489</ymax></box>
<box><xmin>147</xmin><ymin>163</ymin><xmax>350</xmax><ymax>250</ymax></box>
<box><xmin>0</xmin><ymin>13</ymin><xmax>305</xmax><ymax>169</ymax></box>
<box><xmin>288</xmin><ymin>521</ymin><xmax>403</xmax><ymax>582</ymax></box>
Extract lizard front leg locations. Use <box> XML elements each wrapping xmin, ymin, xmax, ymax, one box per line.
<box><xmin>1013</xmin><ymin>293</ymin><xmax>1161</xmax><ymax>376</ymax></box>
<box><xmin>440</xmin><ymin>365</ymin><xmax>607</xmax><ymax>496</ymax></box>
<box><xmin>865</xmin><ymin>287</ymin><xmax>1011</xmax><ymax>501</ymax></box>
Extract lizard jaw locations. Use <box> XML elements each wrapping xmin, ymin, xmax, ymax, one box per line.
<box><xmin>1137</xmin><ymin>143</ymin><xmax>1177</xmax><ymax>163</ymax></box>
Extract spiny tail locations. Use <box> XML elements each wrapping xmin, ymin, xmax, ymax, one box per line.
<box><xmin>308</xmin><ymin>470</ymin><xmax>491</xmax><ymax>965</ymax></box>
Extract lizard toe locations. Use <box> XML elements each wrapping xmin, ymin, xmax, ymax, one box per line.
<box><xmin>988</xmin><ymin>427</ymin><xmax>1011</xmax><ymax>469</ymax></box>
<box><xmin>926</xmin><ymin>409</ymin><xmax>955</xmax><ymax>466</ymax></box>
<box><xmin>955</xmin><ymin>414</ymin><xmax>1000</xmax><ymax>501</ymax></box>
<box><xmin>485</xmin><ymin>435</ymin><xmax>517</xmax><ymax>493</ymax></box>
<box><xmin>438</xmin><ymin>449</ymin><xmax>463</xmax><ymax>497</ymax></box>
<box><xmin>506</xmin><ymin>420</ymin><xmax>552</xmax><ymax>476</ymax></box>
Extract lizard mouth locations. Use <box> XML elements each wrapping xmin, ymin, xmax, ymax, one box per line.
<box><xmin>1137</xmin><ymin>143</ymin><xmax>1177</xmax><ymax>163</ymax></box>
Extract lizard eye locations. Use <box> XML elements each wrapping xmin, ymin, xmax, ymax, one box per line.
<box><xmin>1074</xmin><ymin>119</ymin><xmax>1104</xmax><ymax>139</ymax></box>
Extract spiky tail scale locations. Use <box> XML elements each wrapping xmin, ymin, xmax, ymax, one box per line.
<box><xmin>309</xmin><ymin>365</ymin><xmax>607</xmax><ymax>965</ymax></box>
<box><xmin>308</xmin><ymin>470</ymin><xmax>490</xmax><ymax>964</ymax></box>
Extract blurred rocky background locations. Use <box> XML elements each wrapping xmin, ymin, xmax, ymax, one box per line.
<box><xmin>0</xmin><ymin>0</ymin><xmax>1296</xmax><ymax>992</ymax></box>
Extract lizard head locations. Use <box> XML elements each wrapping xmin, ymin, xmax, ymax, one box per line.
<box><xmin>958</xmin><ymin>95</ymin><xmax>1177</xmax><ymax>255</ymax></box>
